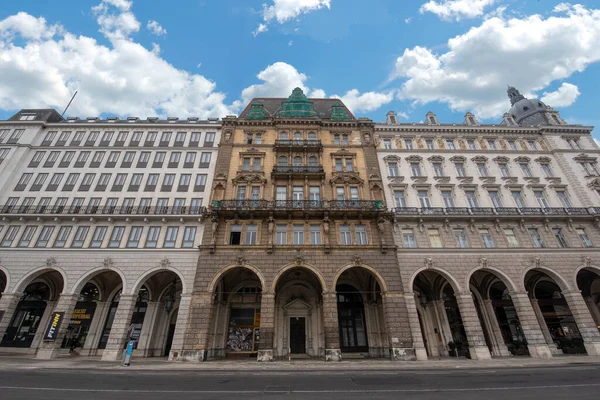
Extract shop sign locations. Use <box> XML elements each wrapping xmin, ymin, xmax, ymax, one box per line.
<box><xmin>43</xmin><ymin>312</ymin><xmax>64</xmax><ymax>341</ymax></box>
<box><xmin>70</xmin><ymin>307</ymin><xmax>94</xmax><ymax>325</ymax></box>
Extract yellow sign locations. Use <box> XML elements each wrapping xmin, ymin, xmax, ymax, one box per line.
<box><xmin>254</xmin><ymin>312</ymin><xmax>261</xmax><ymax>326</ymax></box>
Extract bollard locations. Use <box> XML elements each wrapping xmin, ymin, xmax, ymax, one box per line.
<box><xmin>122</xmin><ymin>340</ymin><xmax>135</xmax><ymax>367</ymax></box>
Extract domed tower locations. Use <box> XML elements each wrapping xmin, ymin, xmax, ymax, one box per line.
<box><xmin>505</xmin><ymin>86</ymin><xmax>565</xmax><ymax>126</ymax></box>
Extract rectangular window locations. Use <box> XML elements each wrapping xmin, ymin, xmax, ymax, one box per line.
<box><xmin>310</xmin><ymin>225</ymin><xmax>321</xmax><ymax>245</ymax></box>
<box><xmin>418</xmin><ymin>190</ymin><xmax>431</xmax><ymax>208</ymax></box>
<box><xmin>556</xmin><ymin>191</ymin><xmax>572</xmax><ymax>208</ymax></box>
<box><xmin>184</xmin><ymin>152</ymin><xmax>196</xmax><ymax>168</ymax></box>
<box><xmin>467</xmin><ymin>139</ymin><xmax>477</xmax><ymax>150</ymax></box>
<box><xmin>383</xmin><ymin>139</ymin><xmax>392</xmax><ymax>149</ymax></box>
<box><xmin>455</xmin><ymin>162</ymin><xmax>466</xmax><ymax>177</ymax></box>
<box><xmin>244</xmin><ymin>225</ymin><xmax>257</xmax><ymax>245</ymax></box>
<box><xmin>164</xmin><ymin>227</ymin><xmax>179</xmax><ymax>248</ymax></box>
<box><xmin>35</xmin><ymin>226</ymin><xmax>55</xmax><ymax>247</ymax></box>
<box><xmin>75</xmin><ymin>151</ymin><xmax>90</xmax><ymax>167</ymax></box>
<box><xmin>520</xmin><ymin>163</ymin><xmax>532</xmax><ymax>178</ymax></box>
<box><xmin>425</xmin><ymin>139</ymin><xmax>434</xmax><ymax>150</ymax></box>
<box><xmin>1</xmin><ymin>225</ymin><xmax>19</xmax><ymax>247</ymax></box>
<box><xmin>488</xmin><ymin>191</ymin><xmax>503</xmax><ymax>208</ymax></box>
<box><xmin>340</xmin><ymin>225</ymin><xmax>351</xmax><ymax>245</ymax></box>
<box><xmin>511</xmin><ymin>191</ymin><xmax>526</xmax><ymax>208</ymax></box>
<box><xmin>411</xmin><ymin>162</ymin><xmax>421</xmax><ymax>177</ymax></box>
<box><xmin>336</xmin><ymin>158</ymin><xmax>344</xmax><ymax>172</ymax></box>
<box><xmin>293</xmin><ymin>225</ymin><xmax>304</xmax><ymax>245</ymax></box>
<box><xmin>190</xmin><ymin>132</ymin><xmax>201</xmax><ymax>146</ymax></box>
<box><xmin>175</xmin><ymin>131</ymin><xmax>186</xmax><ymax>145</ymax></box>
<box><xmin>15</xmin><ymin>173</ymin><xmax>33</xmax><ymax>190</ymax></box>
<box><xmin>504</xmin><ymin>228</ymin><xmax>519</xmax><ymax>248</ymax></box>
<box><xmin>101</xmin><ymin>131</ymin><xmax>114</xmax><ymax>145</ymax></box>
<box><xmin>433</xmin><ymin>163</ymin><xmax>444</xmax><ymax>177</ymax></box>
<box><xmin>487</xmin><ymin>139</ymin><xmax>497</xmax><ymax>150</ymax></box>
<box><xmin>145</xmin><ymin>226</ymin><xmax>161</xmax><ymax>248</ymax></box>
<box><xmin>349</xmin><ymin>187</ymin><xmax>359</xmax><ymax>200</ymax></box>
<box><xmin>199</xmin><ymin>152</ymin><xmax>211</xmax><ymax>166</ymax></box>
<box><xmin>387</xmin><ymin>162</ymin><xmax>398</xmax><ymax>176</ymax></box>
<box><xmin>53</xmin><ymin>226</ymin><xmax>72</xmax><ymax>248</ymax></box>
<box><xmin>182</xmin><ymin>226</ymin><xmax>197</xmax><ymax>247</ymax></box>
<box><xmin>345</xmin><ymin>159</ymin><xmax>353</xmax><ymax>172</ymax></box>
<box><xmin>553</xmin><ymin>228</ymin><xmax>569</xmax><ymax>248</ymax></box>
<box><xmin>42</xmin><ymin>131</ymin><xmax>57</xmax><ymax>145</ymax></box>
<box><xmin>403</xmin><ymin>229</ymin><xmax>416</xmax><ymax>248</ymax></box>
<box><xmin>169</xmin><ymin>151</ymin><xmax>181</xmax><ymax>167</ymax></box>
<box><xmin>477</xmin><ymin>163</ymin><xmax>488</xmax><ymax>177</ymax></box>
<box><xmin>160</xmin><ymin>131</ymin><xmax>172</xmax><ymax>146</ymax></box>
<box><xmin>204</xmin><ymin>132</ymin><xmax>215</xmax><ymax>147</ymax></box>
<box><xmin>178</xmin><ymin>174</ymin><xmax>191</xmax><ymax>191</ymax></box>
<box><xmin>534</xmin><ymin>191</ymin><xmax>550</xmax><ymax>208</ymax></box>
<box><xmin>446</xmin><ymin>139</ymin><xmax>455</xmax><ymax>150</ymax></box>
<box><xmin>480</xmin><ymin>228</ymin><xmax>495</xmax><ymax>248</ymax></box>
<box><xmin>126</xmin><ymin>227</ymin><xmax>143</xmax><ymax>248</ymax></box>
<box><xmin>309</xmin><ymin>186</ymin><xmax>320</xmax><ymax>202</ymax></box>
<box><xmin>276</xmin><ymin>224</ymin><xmax>287</xmax><ymax>245</ymax></box>
<box><xmin>145</xmin><ymin>131</ymin><xmax>157</xmax><ymax>146</ymax></box>
<box><xmin>116</xmin><ymin>131</ymin><xmax>128</xmax><ymax>144</ymax></box>
<box><xmin>454</xmin><ymin>229</ymin><xmax>468</xmax><ymax>248</ymax></box>
<box><xmin>541</xmin><ymin>163</ymin><xmax>553</xmax><ymax>178</ymax></box>
<box><xmin>17</xmin><ymin>226</ymin><xmax>37</xmax><ymax>247</ymax></box>
<box><xmin>404</xmin><ymin>139</ymin><xmax>413</xmax><ymax>149</ymax></box>
<box><xmin>577</xmin><ymin>228</ymin><xmax>593</xmax><ymax>247</ymax></box>
<box><xmin>106</xmin><ymin>151</ymin><xmax>120</xmax><ymax>166</ymax></box>
<box><xmin>336</xmin><ymin>187</ymin><xmax>345</xmax><ymax>201</ymax></box>
<box><xmin>91</xmin><ymin>226</ymin><xmax>108</xmax><ymax>247</ymax></box>
<box><xmin>29</xmin><ymin>151</ymin><xmax>46</xmax><ymax>167</ymax></box>
<box><xmin>528</xmin><ymin>228</ymin><xmax>545</xmax><ymax>248</ymax></box>
<box><xmin>499</xmin><ymin>163</ymin><xmax>510</xmax><ymax>178</ymax></box>
<box><xmin>194</xmin><ymin>174</ymin><xmax>207</xmax><ymax>191</ymax></box>
<box><xmin>428</xmin><ymin>229</ymin><xmax>442</xmax><ymax>248</ymax></box>
<box><xmin>441</xmin><ymin>191</ymin><xmax>455</xmax><ymax>208</ymax></box>
<box><xmin>71</xmin><ymin>226</ymin><xmax>90</xmax><ymax>248</ymax></box>
<box><xmin>394</xmin><ymin>190</ymin><xmax>406</xmax><ymax>208</ymax></box>
<box><xmin>465</xmin><ymin>190</ymin><xmax>479</xmax><ymax>208</ymax></box>
<box><xmin>355</xmin><ymin>225</ymin><xmax>368</xmax><ymax>245</ymax></box>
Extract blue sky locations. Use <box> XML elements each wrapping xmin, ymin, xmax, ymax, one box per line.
<box><xmin>0</xmin><ymin>0</ymin><xmax>598</xmax><ymax>133</ymax></box>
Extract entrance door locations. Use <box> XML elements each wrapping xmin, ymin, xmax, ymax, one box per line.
<box><xmin>290</xmin><ymin>317</ymin><xmax>306</xmax><ymax>354</ymax></box>
<box><xmin>336</xmin><ymin>284</ymin><xmax>368</xmax><ymax>353</ymax></box>
<box><xmin>164</xmin><ymin>323</ymin><xmax>176</xmax><ymax>356</ymax></box>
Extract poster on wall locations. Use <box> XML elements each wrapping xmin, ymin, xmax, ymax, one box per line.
<box><xmin>43</xmin><ymin>312</ymin><xmax>64</xmax><ymax>341</ymax></box>
<box><xmin>226</xmin><ymin>327</ymin><xmax>254</xmax><ymax>351</ymax></box>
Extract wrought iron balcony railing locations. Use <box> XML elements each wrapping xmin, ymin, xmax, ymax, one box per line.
<box><xmin>392</xmin><ymin>206</ymin><xmax>595</xmax><ymax>217</ymax></box>
<box><xmin>213</xmin><ymin>199</ymin><xmax>385</xmax><ymax>211</ymax></box>
<box><xmin>0</xmin><ymin>204</ymin><xmax>205</xmax><ymax>216</ymax></box>
<box><xmin>272</xmin><ymin>166</ymin><xmax>325</xmax><ymax>174</ymax></box>
<box><xmin>274</xmin><ymin>140</ymin><xmax>322</xmax><ymax>149</ymax></box>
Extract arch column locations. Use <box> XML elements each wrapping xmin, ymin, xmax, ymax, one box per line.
<box><xmin>257</xmin><ymin>292</ymin><xmax>275</xmax><ymax>361</ymax></box>
<box><xmin>509</xmin><ymin>292</ymin><xmax>553</xmax><ymax>358</ymax></box>
<box><xmin>583</xmin><ymin>297</ymin><xmax>600</xmax><ymax>326</ymax></box>
<box><xmin>481</xmin><ymin>299</ymin><xmax>511</xmax><ymax>357</ymax></box>
<box><xmin>179</xmin><ymin>292</ymin><xmax>215</xmax><ymax>362</ymax></box>
<box><xmin>101</xmin><ymin>294</ymin><xmax>137</xmax><ymax>361</ymax></box>
<box><xmin>433</xmin><ymin>299</ymin><xmax>453</xmax><ymax>352</ymax></box>
<box><xmin>382</xmin><ymin>291</ymin><xmax>416</xmax><ymax>360</ymax></box>
<box><xmin>405</xmin><ymin>293</ymin><xmax>427</xmax><ymax>360</ymax></box>
<box><xmin>168</xmin><ymin>294</ymin><xmax>191</xmax><ymax>360</ymax></box>
<box><xmin>136</xmin><ymin>301</ymin><xmax>160</xmax><ymax>357</ymax></box>
<box><xmin>530</xmin><ymin>298</ymin><xmax>562</xmax><ymax>354</ymax></box>
<box><xmin>0</xmin><ymin>293</ymin><xmax>20</xmax><ymax>342</ymax></box>
<box><xmin>80</xmin><ymin>301</ymin><xmax>109</xmax><ymax>356</ymax></box>
<box><xmin>562</xmin><ymin>291</ymin><xmax>600</xmax><ymax>356</ymax></box>
<box><xmin>36</xmin><ymin>293</ymin><xmax>80</xmax><ymax>359</ymax></box>
<box><xmin>323</xmin><ymin>292</ymin><xmax>341</xmax><ymax>361</ymax></box>
<box><xmin>455</xmin><ymin>292</ymin><xmax>491</xmax><ymax>360</ymax></box>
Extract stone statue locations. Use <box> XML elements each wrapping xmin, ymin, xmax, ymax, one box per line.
<box><xmin>323</xmin><ymin>217</ymin><xmax>330</xmax><ymax>245</ymax></box>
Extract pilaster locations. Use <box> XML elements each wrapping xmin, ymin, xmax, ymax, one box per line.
<box><xmin>36</xmin><ymin>293</ymin><xmax>80</xmax><ymax>359</ymax></box>
<box><xmin>322</xmin><ymin>292</ymin><xmax>341</xmax><ymax>361</ymax></box>
<box><xmin>383</xmin><ymin>291</ymin><xmax>417</xmax><ymax>361</ymax></box>
<box><xmin>563</xmin><ymin>291</ymin><xmax>600</xmax><ymax>356</ymax></box>
<box><xmin>257</xmin><ymin>292</ymin><xmax>275</xmax><ymax>362</ymax></box>
<box><xmin>101</xmin><ymin>294</ymin><xmax>137</xmax><ymax>361</ymax></box>
<box><xmin>510</xmin><ymin>292</ymin><xmax>553</xmax><ymax>358</ymax></box>
<box><xmin>455</xmin><ymin>293</ymin><xmax>492</xmax><ymax>360</ymax></box>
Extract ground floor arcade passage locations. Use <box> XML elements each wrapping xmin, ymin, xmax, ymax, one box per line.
<box><xmin>0</xmin><ymin>268</ymin><xmax>184</xmax><ymax>359</ymax></box>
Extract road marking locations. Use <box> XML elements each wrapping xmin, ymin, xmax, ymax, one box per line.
<box><xmin>1</xmin><ymin>383</ymin><xmax>600</xmax><ymax>394</ymax></box>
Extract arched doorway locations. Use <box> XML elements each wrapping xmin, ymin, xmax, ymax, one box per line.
<box><xmin>1</xmin><ymin>270</ymin><xmax>63</xmax><ymax>348</ymax></box>
<box><xmin>576</xmin><ymin>269</ymin><xmax>600</xmax><ymax>331</ymax></box>
<box><xmin>61</xmin><ymin>282</ymin><xmax>100</xmax><ymax>351</ymax></box>
<box><xmin>210</xmin><ymin>267</ymin><xmax>263</xmax><ymax>359</ymax></box>
<box><xmin>335</xmin><ymin>267</ymin><xmax>386</xmax><ymax>357</ymax></box>
<box><xmin>98</xmin><ymin>289</ymin><xmax>122</xmax><ymax>350</ymax></box>
<box><xmin>273</xmin><ymin>266</ymin><xmax>324</xmax><ymax>358</ymax></box>
<box><xmin>525</xmin><ymin>270</ymin><xmax>585</xmax><ymax>354</ymax></box>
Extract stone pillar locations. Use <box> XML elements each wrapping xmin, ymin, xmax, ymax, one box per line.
<box><xmin>530</xmin><ymin>298</ymin><xmax>562</xmax><ymax>355</ymax></box>
<box><xmin>168</xmin><ymin>294</ymin><xmax>191</xmax><ymax>361</ymax></box>
<box><xmin>563</xmin><ymin>291</ymin><xmax>600</xmax><ymax>356</ymax></box>
<box><xmin>455</xmin><ymin>292</ymin><xmax>492</xmax><ymax>360</ymax></box>
<box><xmin>257</xmin><ymin>292</ymin><xmax>275</xmax><ymax>361</ymax></box>
<box><xmin>510</xmin><ymin>293</ymin><xmax>553</xmax><ymax>358</ymax></box>
<box><xmin>482</xmin><ymin>299</ymin><xmax>511</xmax><ymax>357</ymax></box>
<box><xmin>322</xmin><ymin>292</ymin><xmax>341</xmax><ymax>361</ymax></box>
<box><xmin>583</xmin><ymin>297</ymin><xmax>600</xmax><ymax>327</ymax></box>
<box><xmin>30</xmin><ymin>301</ymin><xmax>57</xmax><ymax>353</ymax></box>
<box><xmin>405</xmin><ymin>293</ymin><xmax>427</xmax><ymax>360</ymax></box>
<box><xmin>36</xmin><ymin>294</ymin><xmax>80</xmax><ymax>359</ymax></box>
<box><xmin>433</xmin><ymin>299</ymin><xmax>453</xmax><ymax>354</ymax></box>
<box><xmin>382</xmin><ymin>292</ymin><xmax>416</xmax><ymax>361</ymax></box>
<box><xmin>80</xmin><ymin>301</ymin><xmax>109</xmax><ymax>356</ymax></box>
<box><xmin>136</xmin><ymin>301</ymin><xmax>160</xmax><ymax>357</ymax></box>
<box><xmin>0</xmin><ymin>293</ymin><xmax>20</xmax><ymax>342</ymax></box>
<box><xmin>179</xmin><ymin>292</ymin><xmax>215</xmax><ymax>362</ymax></box>
<box><xmin>101</xmin><ymin>294</ymin><xmax>137</xmax><ymax>361</ymax></box>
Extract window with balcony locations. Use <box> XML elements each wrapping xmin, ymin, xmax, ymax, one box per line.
<box><xmin>428</xmin><ymin>229</ymin><xmax>442</xmax><ymax>248</ymax></box>
<box><xmin>293</xmin><ymin>156</ymin><xmax>303</xmax><ymax>166</ymax></box>
<box><xmin>534</xmin><ymin>191</ymin><xmax>549</xmax><ymax>208</ymax></box>
<box><xmin>511</xmin><ymin>190</ymin><xmax>526</xmax><ymax>208</ymax></box>
<box><xmin>336</xmin><ymin>187</ymin><xmax>345</xmax><ymax>201</ymax></box>
<box><xmin>441</xmin><ymin>190</ymin><xmax>454</xmax><ymax>208</ymax></box>
<box><xmin>488</xmin><ymin>191</ymin><xmax>503</xmax><ymax>208</ymax></box>
<box><xmin>480</xmin><ymin>229</ymin><xmax>495</xmax><ymax>248</ymax></box>
<box><xmin>309</xmin><ymin>186</ymin><xmax>320</xmax><ymax>201</ymax></box>
<box><xmin>556</xmin><ymin>191</ymin><xmax>572</xmax><ymax>208</ymax></box>
<box><xmin>454</xmin><ymin>229</ymin><xmax>468</xmax><ymax>248</ymax></box>
<box><xmin>465</xmin><ymin>190</ymin><xmax>479</xmax><ymax>208</ymax></box>
<box><xmin>418</xmin><ymin>190</ymin><xmax>431</xmax><ymax>208</ymax></box>
<box><xmin>394</xmin><ymin>190</ymin><xmax>406</xmax><ymax>208</ymax></box>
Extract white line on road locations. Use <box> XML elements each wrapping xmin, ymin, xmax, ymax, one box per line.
<box><xmin>1</xmin><ymin>383</ymin><xmax>600</xmax><ymax>394</ymax></box>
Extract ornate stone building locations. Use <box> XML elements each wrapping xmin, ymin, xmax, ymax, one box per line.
<box><xmin>376</xmin><ymin>87</ymin><xmax>600</xmax><ymax>360</ymax></box>
<box><xmin>0</xmin><ymin>109</ymin><xmax>220</xmax><ymax>360</ymax></box>
<box><xmin>178</xmin><ymin>88</ymin><xmax>417</xmax><ymax>362</ymax></box>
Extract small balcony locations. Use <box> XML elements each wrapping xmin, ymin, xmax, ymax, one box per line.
<box><xmin>0</xmin><ymin>204</ymin><xmax>205</xmax><ymax>217</ymax></box>
<box><xmin>274</xmin><ymin>140</ymin><xmax>322</xmax><ymax>151</ymax></box>
<box><xmin>212</xmin><ymin>199</ymin><xmax>385</xmax><ymax>217</ymax></box>
<box><xmin>272</xmin><ymin>165</ymin><xmax>325</xmax><ymax>177</ymax></box>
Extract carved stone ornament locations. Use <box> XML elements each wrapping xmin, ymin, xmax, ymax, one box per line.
<box><xmin>411</xmin><ymin>176</ymin><xmax>429</xmax><ymax>184</ymax></box>
<box><xmin>159</xmin><ymin>258</ymin><xmax>171</xmax><ymax>269</ymax></box>
<box><xmin>388</xmin><ymin>176</ymin><xmax>405</xmax><ymax>185</ymax></box>
<box><xmin>443</xmin><ymin>219</ymin><xmax>450</xmax><ymax>233</ymax></box>
<box><xmin>492</xmin><ymin>156</ymin><xmax>509</xmax><ymax>163</ymax></box>
<box><xmin>494</xmin><ymin>218</ymin><xmax>501</xmax><ymax>233</ymax></box>
<box><xmin>469</xmin><ymin>218</ymin><xmax>476</xmax><ymax>233</ymax></box>
<box><xmin>232</xmin><ymin>173</ymin><xmax>267</xmax><ymax>184</ymax></box>
<box><xmin>383</xmin><ymin>155</ymin><xmax>401</xmax><ymax>163</ymax></box>
<box><xmin>584</xmin><ymin>256</ymin><xmax>592</xmax><ymax>269</ymax></box>
<box><xmin>330</xmin><ymin>174</ymin><xmax>364</xmax><ymax>186</ymax></box>
<box><xmin>567</xmin><ymin>218</ymin><xmax>574</xmax><ymax>232</ymax></box>
<box><xmin>294</xmin><ymin>251</ymin><xmax>305</xmax><ymax>266</ymax></box>
<box><xmin>450</xmin><ymin>155</ymin><xmax>467</xmax><ymax>163</ymax></box>
<box><xmin>425</xmin><ymin>258</ymin><xmax>434</xmax><ymax>269</ymax></box>
<box><xmin>457</xmin><ymin>177</ymin><xmax>474</xmax><ymax>184</ymax></box>
<box><xmin>405</xmin><ymin>155</ymin><xmax>423</xmax><ymax>162</ymax></box>
<box><xmin>102</xmin><ymin>258</ymin><xmax>114</xmax><ymax>269</ymax></box>
<box><xmin>519</xmin><ymin>218</ymin><xmax>526</xmax><ymax>233</ymax></box>
<box><xmin>535</xmin><ymin>156</ymin><xmax>552</xmax><ymax>164</ymax></box>
<box><xmin>434</xmin><ymin>177</ymin><xmax>451</xmax><ymax>184</ymax></box>
<box><xmin>587</xmin><ymin>178</ymin><xmax>600</xmax><ymax>189</ymax></box>
<box><xmin>427</xmin><ymin>155</ymin><xmax>445</xmax><ymax>162</ymax></box>
<box><xmin>514</xmin><ymin>156</ymin><xmax>531</xmax><ymax>163</ymax></box>
<box><xmin>479</xmin><ymin>257</ymin><xmax>488</xmax><ymax>269</ymax></box>
<box><xmin>471</xmin><ymin>155</ymin><xmax>488</xmax><ymax>163</ymax></box>
<box><xmin>543</xmin><ymin>218</ymin><xmax>550</xmax><ymax>232</ymax></box>
<box><xmin>46</xmin><ymin>257</ymin><xmax>57</xmax><ymax>268</ymax></box>
<box><xmin>352</xmin><ymin>255</ymin><xmax>362</xmax><ymax>266</ymax></box>
<box><xmin>533</xmin><ymin>257</ymin><xmax>541</xmax><ymax>269</ymax></box>
<box><xmin>235</xmin><ymin>254</ymin><xmax>246</xmax><ymax>266</ymax></box>
<box><xmin>418</xmin><ymin>218</ymin><xmax>424</xmax><ymax>233</ymax></box>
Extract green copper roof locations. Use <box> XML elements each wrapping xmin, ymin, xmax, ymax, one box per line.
<box><xmin>276</xmin><ymin>87</ymin><xmax>319</xmax><ymax>118</ymax></box>
<box><xmin>246</xmin><ymin>101</ymin><xmax>268</xmax><ymax>120</ymax></box>
<box><xmin>330</xmin><ymin>101</ymin><xmax>350</xmax><ymax>121</ymax></box>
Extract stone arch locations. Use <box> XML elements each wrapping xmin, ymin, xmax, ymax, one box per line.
<box><xmin>12</xmin><ymin>266</ymin><xmax>68</xmax><ymax>295</ymax></box>
<box><xmin>333</xmin><ymin>263</ymin><xmax>388</xmax><ymax>293</ymax></box>
<box><xmin>465</xmin><ymin>265</ymin><xmax>519</xmax><ymax>294</ymax></box>
<box><xmin>573</xmin><ymin>264</ymin><xmax>600</xmax><ymax>291</ymax></box>
<box><xmin>0</xmin><ymin>266</ymin><xmax>10</xmax><ymax>293</ymax></box>
<box><xmin>131</xmin><ymin>266</ymin><xmax>188</xmax><ymax>296</ymax></box>
<box><xmin>208</xmin><ymin>264</ymin><xmax>266</xmax><ymax>293</ymax></box>
<box><xmin>70</xmin><ymin>266</ymin><xmax>127</xmax><ymax>297</ymax></box>
<box><xmin>521</xmin><ymin>265</ymin><xmax>572</xmax><ymax>293</ymax></box>
<box><xmin>272</xmin><ymin>262</ymin><xmax>327</xmax><ymax>293</ymax></box>
<box><xmin>408</xmin><ymin>266</ymin><xmax>462</xmax><ymax>294</ymax></box>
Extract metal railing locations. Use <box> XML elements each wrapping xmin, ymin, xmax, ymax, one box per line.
<box><xmin>0</xmin><ymin>204</ymin><xmax>206</xmax><ymax>216</ymax></box>
<box><xmin>213</xmin><ymin>199</ymin><xmax>385</xmax><ymax>211</ymax></box>
<box><xmin>272</xmin><ymin>166</ymin><xmax>325</xmax><ymax>174</ymax></box>
<box><xmin>274</xmin><ymin>140</ymin><xmax>322</xmax><ymax>148</ymax></box>
<box><xmin>392</xmin><ymin>206</ymin><xmax>596</xmax><ymax>216</ymax></box>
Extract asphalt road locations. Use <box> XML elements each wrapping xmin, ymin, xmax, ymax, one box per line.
<box><xmin>1</xmin><ymin>364</ymin><xmax>599</xmax><ymax>400</ymax></box>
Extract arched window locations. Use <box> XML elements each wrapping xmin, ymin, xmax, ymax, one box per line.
<box><xmin>294</xmin><ymin>132</ymin><xmax>302</xmax><ymax>140</ymax></box>
<box><xmin>78</xmin><ymin>282</ymin><xmax>100</xmax><ymax>302</ymax></box>
<box><xmin>278</xmin><ymin>156</ymin><xmax>288</xmax><ymax>166</ymax></box>
<box><xmin>308</xmin><ymin>156</ymin><xmax>318</xmax><ymax>166</ymax></box>
<box><xmin>293</xmin><ymin>156</ymin><xmax>303</xmax><ymax>166</ymax></box>
<box><xmin>280</xmin><ymin>132</ymin><xmax>289</xmax><ymax>140</ymax></box>
<box><xmin>308</xmin><ymin>132</ymin><xmax>316</xmax><ymax>140</ymax></box>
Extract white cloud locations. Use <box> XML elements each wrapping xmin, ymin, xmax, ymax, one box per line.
<box><xmin>234</xmin><ymin>62</ymin><xmax>325</xmax><ymax>109</ymax></box>
<box><xmin>397</xmin><ymin>111</ymin><xmax>410</xmax><ymax>119</ymax></box>
<box><xmin>147</xmin><ymin>20</ymin><xmax>167</xmax><ymax>36</ymax></box>
<box><xmin>541</xmin><ymin>83</ymin><xmax>580</xmax><ymax>108</ymax></box>
<box><xmin>255</xmin><ymin>0</ymin><xmax>331</xmax><ymax>35</ymax></box>
<box><xmin>332</xmin><ymin>89</ymin><xmax>395</xmax><ymax>113</ymax></box>
<box><xmin>93</xmin><ymin>0</ymin><xmax>140</xmax><ymax>40</ymax></box>
<box><xmin>0</xmin><ymin>2</ymin><xmax>230</xmax><ymax>118</ymax></box>
<box><xmin>288</xmin><ymin>40</ymin><xmax>294</xmax><ymax>46</ymax></box>
<box><xmin>404</xmin><ymin>17</ymin><xmax>412</xmax><ymax>24</ymax></box>
<box><xmin>391</xmin><ymin>4</ymin><xmax>600</xmax><ymax>119</ymax></box>
<box><xmin>420</xmin><ymin>0</ymin><xmax>496</xmax><ymax>21</ymax></box>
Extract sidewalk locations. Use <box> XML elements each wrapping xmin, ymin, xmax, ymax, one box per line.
<box><xmin>0</xmin><ymin>354</ymin><xmax>599</xmax><ymax>372</ymax></box>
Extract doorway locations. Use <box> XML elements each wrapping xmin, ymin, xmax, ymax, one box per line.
<box><xmin>290</xmin><ymin>317</ymin><xmax>306</xmax><ymax>354</ymax></box>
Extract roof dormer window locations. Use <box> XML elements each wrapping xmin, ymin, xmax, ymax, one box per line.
<box><xmin>19</xmin><ymin>114</ymin><xmax>36</xmax><ymax>121</ymax></box>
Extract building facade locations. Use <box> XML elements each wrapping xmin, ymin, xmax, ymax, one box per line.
<box><xmin>0</xmin><ymin>109</ymin><xmax>220</xmax><ymax>360</ymax></box>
